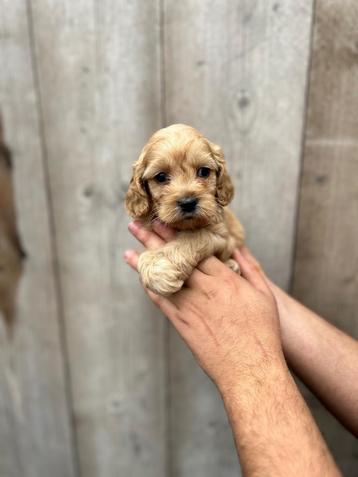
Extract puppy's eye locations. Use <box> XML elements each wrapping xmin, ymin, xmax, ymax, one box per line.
<box><xmin>154</xmin><ymin>172</ymin><xmax>168</xmax><ymax>183</ymax></box>
<box><xmin>197</xmin><ymin>167</ymin><xmax>211</xmax><ymax>178</ymax></box>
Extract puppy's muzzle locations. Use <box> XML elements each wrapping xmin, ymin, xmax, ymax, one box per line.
<box><xmin>177</xmin><ymin>197</ymin><xmax>198</xmax><ymax>214</ymax></box>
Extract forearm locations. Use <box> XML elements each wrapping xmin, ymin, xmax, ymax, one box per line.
<box><xmin>270</xmin><ymin>281</ymin><xmax>358</xmax><ymax>435</ymax></box>
<box><xmin>220</xmin><ymin>358</ymin><xmax>341</xmax><ymax>477</ymax></box>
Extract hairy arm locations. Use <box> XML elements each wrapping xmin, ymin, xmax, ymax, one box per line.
<box><xmin>269</xmin><ymin>280</ymin><xmax>358</xmax><ymax>436</ymax></box>
<box><xmin>235</xmin><ymin>248</ymin><xmax>358</xmax><ymax>437</ymax></box>
<box><xmin>221</xmin><ymin>359</ymin><xmax>340</xmax><ymax>477</ymax></box>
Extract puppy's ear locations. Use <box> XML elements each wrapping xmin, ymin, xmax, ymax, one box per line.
<box><xmin>125</xmin><ymin>150</ymin><xmax>151</xmax><ymax>219</ymax></box>
<box><xmin>208</xmin><ymin>140</ymin><xmax>234</xmax><ymax>206</ymax></box>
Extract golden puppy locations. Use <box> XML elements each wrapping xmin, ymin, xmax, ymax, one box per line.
<box><xmin>125</xmin><ymin>124</ymin><xmax>244</xmax><ymax>295</ymax></box>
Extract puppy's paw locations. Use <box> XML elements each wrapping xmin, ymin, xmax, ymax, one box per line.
<box><xmin>138</xmin><ymin>250</ymin><xmax>184</xmax><ymax>296</ymax></box>
<box><xmin>226</xmin><ymin>258</ymin><xmax>241</xmax><ymax>274</ymax></box>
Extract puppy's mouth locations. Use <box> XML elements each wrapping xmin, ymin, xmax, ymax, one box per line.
<box><xmin>182</xmin><ymin>211</ymin><xmax>197</xmax><ymax>220</ymax></box>
<box><xmin>168</xmin><ymin>207</ymin><xmax>212</xmax><ymax>230</ymax></box>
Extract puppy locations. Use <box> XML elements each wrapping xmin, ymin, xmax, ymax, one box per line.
<box><xmin>125</xmin><ymin>124</ymin><xmax>244</xmax><ymax>295</ymax></box>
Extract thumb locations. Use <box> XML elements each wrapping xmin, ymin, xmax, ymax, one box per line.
<box><xmin>233</xmin><ymin>248</ymin><xmax>270</xmax><ymax>295</ymax></box>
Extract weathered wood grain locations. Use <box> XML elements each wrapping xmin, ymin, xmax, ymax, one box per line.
<box><xmin>0</xmin><ymin>1</ymin><xmax>77</xmax><ymax>476</ymax></box>
<box><xmin>292</xmin><ymin>1</ymin><xmax>358</xmax><ymax>474</ymax></box>
<box><xmin>163</xmin><ymin>1</ymin><xmax>314</xmax><ymax>475</ymax></box>
<box><xmin>28</xmin><ymin>1</ymin><xmax>167</xmax><ymax>476</ymax></box>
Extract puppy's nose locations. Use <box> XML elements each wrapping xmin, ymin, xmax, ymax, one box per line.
<box><xmin>177</xmin><ymin>197</ymin><xmax>198</xmax><ymax>213</ymax></box>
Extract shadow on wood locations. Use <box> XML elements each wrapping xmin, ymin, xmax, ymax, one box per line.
<box><xmin>0</xmin><ymin>115</ymin><xmax>25</xmax><ymax>336</ymax></box>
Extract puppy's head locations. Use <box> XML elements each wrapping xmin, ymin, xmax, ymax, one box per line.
<box><xmin>125</xmin><ymin>124</ymin><xmax>234</xmax><ymax>230</ymax></box>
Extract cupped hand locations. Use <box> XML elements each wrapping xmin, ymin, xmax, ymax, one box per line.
<box><xmin>124</xmin><ymin>221</ymin><xmax>284</xmax><ymax>392</ymax></box>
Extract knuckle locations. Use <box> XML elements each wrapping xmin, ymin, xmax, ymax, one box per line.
<box><xmin>253</xmin><ymin>260</ymin><xmax>263</xmax><ymax>273</ymax></box>
<box><xmin>149</xmin><ymin>292</ymin><xmax>160</xmax><ymax>304</ymax></box>
<box><xmin>137</xmin><ymin>226</ymin><xmax>149</xmax><ymax>240</ymax></box>
<box><xmin>247</xmin><ymin>260</ymin><xmax>260</xmax><ymax>274</ymax></box>
<box><xmin>222</xmin><ymin>273</ymin><xmax>237</xmax><ymax>288</ymax></box>
<box><xmin>252</xmin><ymin>262</ymin><xmax>261</xmax><ymax>273</ymax></box>
<box><xmin>205</xmin><ymin>288</ymin><xmax>218</xmax><ymax>299</ymax></box>
<box><xmin>248</xmin><ymin>256</ymin><xmax>263</xmax><ymax>273</ymax></box>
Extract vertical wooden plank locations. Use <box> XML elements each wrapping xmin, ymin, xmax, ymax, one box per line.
<box><xmin>0</xmin><ymin>1</ymin><xmax>77</xmax><ymax>476</ymax></box>
<box><xmin>292</xmin><ymin>1</ymin><xmax>358</xmax><ymax>475</ymax></box>
<box><xmin>28</xmin><ymin>1</ymin><xmax>166</xmax><ymax>476</ymax></box>
<box><xmin>163</xmin><ymin>1</ymin><xmax>314</xmax><ymax>475</ymax></box>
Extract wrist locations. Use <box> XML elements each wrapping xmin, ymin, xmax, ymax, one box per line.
<box><xmin>217</xmin><ymin>350</ymin><xmax>289</xmax><ymax>405</ymax></box>
<box><xmin>268</xmin><ymin>280</ymin><xmax>303</xmax><ymax>322</ymax></box>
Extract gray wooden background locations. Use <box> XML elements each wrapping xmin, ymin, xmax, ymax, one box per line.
<box><xmin>0</xmin><ymin>1</ymin><xmax>357</xmax><ymax>476</ymax></box>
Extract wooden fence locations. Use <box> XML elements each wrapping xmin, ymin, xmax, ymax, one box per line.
<box><xmin>0</xmin><ymin>1</ymin><xmax>357</xmax><ymax>476</ymax></box>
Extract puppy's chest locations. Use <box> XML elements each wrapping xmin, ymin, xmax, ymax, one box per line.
<box><xmin>223</xmin><ymin>208</ymin><xmax>245</xmax><ymax>248</ymax></box>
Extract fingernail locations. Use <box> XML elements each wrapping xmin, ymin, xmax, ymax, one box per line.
<box><xmin>123</xmin><ymin>250</ymin><xmax>132</xmax><ymax>262</ymax></box>
<box><xmin>128</xmin><ymin>221</ymin><xmax>140</xmax><ymax>233</ymax></box>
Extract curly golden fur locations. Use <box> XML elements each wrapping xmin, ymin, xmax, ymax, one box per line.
<box><xmin>125</xmin><ymin>124</ymin><xmax>244</xmax><ymax>295</ymax></box>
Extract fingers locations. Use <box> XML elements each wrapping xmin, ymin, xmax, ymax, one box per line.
<box><xmin>124</xmin><ymin>250</ymin><xmax>188</xmax><ymax>327</ymax></box>
<box><xmin>233</xmin><ymin>248</ymin><xmax>269</xmax><ymax>294</ymax></box>
<box><xmin>123</xmin><ymin>249</ymin><xmax>139</xmax><ymax>270</ymax></box>
<box><xmin>169</xmin><ymin>285</ymin><xmax>198</xmax><ymax>310</ymax></box>
<box><xmin>152</xmin><ymin>221</ymin><xmax>176</xmax><ymax>242</ymax></box>
<box><xmin>123</xmin><ymin>254</ymin><xmax>201</xmax><ymax>302</ymax></box>
<box><xmin>184</xmin><ymin>267</ymin><xmax>208</xmax><ymax>289</ymax></box>
<box><xmin>143</xmin><ymin>286</ymin><xmax>181</xmax><ymax>320</ymax></box>
<box><xmin>195</xmin><ymin>255</ymin><xmax>228</xmax><ymax>276</ymax></box>
<box><xmin>143</xmin><ymin>282</ymin><xmax>192</xmax><ymax>335</ymax></box>
<box><xmin>240</xmin><ymin>246</ymin><xmax>266</xmax><ymax>276</ymax></box>
<box><xmin>123</xmin><ymin>249</ymin><xmax>188</xmax><ymax>323</ymax></box>
<box><xmin>128</xmin><ymin>221</ymin><xmax>165</xmax><ymax>250</ymax></box>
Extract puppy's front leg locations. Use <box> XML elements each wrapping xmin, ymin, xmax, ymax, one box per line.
<box><xmin>138</xmin><ymin>229</ymin><xmax>226</xmax><ymax>296</ymax></box>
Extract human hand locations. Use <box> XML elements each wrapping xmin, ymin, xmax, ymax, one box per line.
<box><xmin>232</xmin><ymin>247</ymin><xmax>290</xmax><ymax>320</ymax></box>
<box><xmin>124</xmin><ymin>221</ymin><xmax>285</xmax><ymax>393</ymax></box>
<box><xmin>232</xmin><ymin>246</ymin><xmax>304</xmax><ymax>358</ymax></box>
<box><xmin>124</xmin><ymin>223</ymin><xmax>343</xmax><ymax>475</ymax></box>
